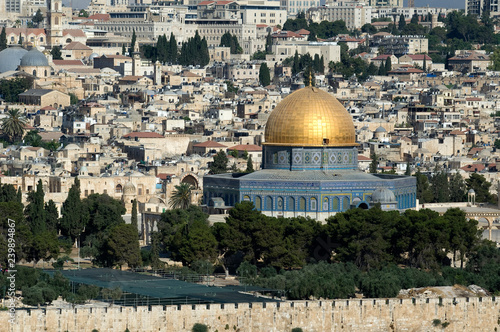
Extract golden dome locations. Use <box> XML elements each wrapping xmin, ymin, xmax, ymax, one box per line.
<box><xmin>264</xmin><ymin>86</ymin><xmax>356</xmax><ymax>147</ymax></box>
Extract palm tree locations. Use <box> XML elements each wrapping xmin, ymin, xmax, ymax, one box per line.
<box><xmin>24</xmin><ymin>130</ymin><xmax>42</xmax><ymax>147</ymax></box>
<box><xmin>2</xmin><ymin>109</ymin><xmax>27</xmax><ymax>143</ymax></box>
<box><xmin>169</xmin><ymin>182</ymin><xmax>193</xmax><ymax>209</ymax></box>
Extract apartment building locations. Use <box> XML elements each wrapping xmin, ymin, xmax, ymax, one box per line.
<box><xmin>307</xmin><ymin>1</ymin><xmax>372</xmax><ymax>30</ymax></box>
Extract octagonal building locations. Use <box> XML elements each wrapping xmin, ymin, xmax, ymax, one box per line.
<box><xmin>203</xmin><ymin>85</ymin><xmax>416</xmax><ymax>220</ymax></box>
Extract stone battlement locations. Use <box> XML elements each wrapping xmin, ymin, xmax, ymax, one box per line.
<box><xmin>2</xmin><ymin>296</ymin><xmax>499</xmax><ymax>331</ymax></box>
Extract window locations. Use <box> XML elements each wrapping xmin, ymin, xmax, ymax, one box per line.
<box><xmin>333</xmin><ymin>197</ymin><xmax>339</xmax><ymax>211</ymax></box>
<box><xmin>288</xmin><ymin>197</ymin><xmax>295</xmax><ymax>211</ymax></box>
<box><xmin>342</xmin><ymin>197</ymin><xmax>350</xmax><ymax>211</ymax></box>
<box><xmin>266</xmin><ymin>196</ymin><xmax>273</xmax><ymax>210</ymax></box>
<box><xmin>323</xmin><ymin>197</ymin><xmax>328</xmax><ymax>211</ymax></box>
<box><xmin>255</xmin><ymin>196</ymin><xmax>262</xmax><ymax>210</ymax></box>
<box><xmin>311</xmin><ymin>198</ymin><xmax>317</xmax><ymax>211</ymax></box>
<box><xmin>115</xmin><ymin>184</ymin><xmax>122</xmax><ymax>193</ymax></box>
<box><xmin>299</xmin><ymin>197</ymin><xmax>306</xmax><ymax>211</ymax></box>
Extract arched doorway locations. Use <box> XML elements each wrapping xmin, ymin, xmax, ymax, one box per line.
<box><xmin>358</xmin><ymin>202</ymin><xmax>369</xmax><ymax>209</ymax></box>
<box><xmin>181</xmin><ymin>174</ymin><xmax>199</xmax><ymax>189</ymax></box>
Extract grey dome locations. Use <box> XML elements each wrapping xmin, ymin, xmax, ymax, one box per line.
<box><xmin>0</xmin><ymin>46</ymin><xmax>28</xmax><ymax>73</ymax></box>
<box><xmin>375</xmin><ymin>126</ymin><xmax>387</xmax><ymax>133</ymax></box>
<box><xmin>468</xmin><ymin>189</ymin><xmax>475</xmax><ymax>194</ymax></box>
<box><xmin>372</xmin><ymin>188</ymin><xmax>396</xmax><ymax>203</ymax></box>
<box><xmin>20</xmin><ymin>49</ymin><xmax>49</xmax><ymax>67</ymax></box>
<box><xmin>89</xmin><ymin>53</ymin><xmax>99</xmax><ymax>60</ymax></box>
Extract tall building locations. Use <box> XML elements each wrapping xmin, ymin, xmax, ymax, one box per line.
<box><xmin>280</xmin><ymin>0</ymin><xmax>321</xmax><ymax>16</ymax></box>
<box><xmin>5</xmin><ymin>0</ymin><xmax>22</xmax><ymax>13</ymax></box>
<box><xmin>366</xmin><ymin>0</ymin><xmax>403</xmax><ymax>7</ymax></box>
<box><xmin>466</xmin><ymin>0</ymin><xmax>500</xmax><ymax>16</ymax></box>
<box><xmin>308</xmin><ymin>1</ymin><xmax>372</xmax><ymax>30</ymax></box>
<box><xmin>47</xmin><ymin>0</ymin><xmax>63</xmax><ymax>47</ymax></box>
<box><xmin>203</xmin><ymin>84</ymin><xmax>416</xmax><ymax>220</ymax></box>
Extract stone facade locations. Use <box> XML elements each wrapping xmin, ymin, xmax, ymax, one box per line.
<box><xmin>2</xmin><ymin>297</ymin><xmax>500</xmax><ymax>332</ymax></box>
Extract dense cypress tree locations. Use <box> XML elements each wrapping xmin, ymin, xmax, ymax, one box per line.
<box><xmin>131</xmin><ymin>199</ymin><xmax>138</xmax><ymax>234</ymax></box>
<box><xmin>259</xmin><ymin>62</ymin><xmax>271</xmax><ymax>86</ymax></box>
<box><xmin>265</xmin><ymin>32</ymin><xmax>272</xmax><ymax>52</ymax></box>
<box><xmin>385</xmin><ymin>57</ymin><xmax>392</xmax><ymax>73</ymax></box>
<box><xmin>0</xmin><ymin>27</ymin><xmax>7</xmax><ymax>51</ymax></box>
<box><xmin>246</xmin><ymin>155</ymin><xmax>255</xmax><ymax>173</ymax></box>
<box><xmin>398</xmin><ymin>14</ymin><xmax>406</xmax><ymax>30</ymax></box>
<box><xmin>44</xmin><ymin>199</ymin><xmax>59</xmax><ymax>232</ymax></box>
<box><xmin>130</xmin><ymin>29</ymin><xmax>137</xmax><ymax>54</ymax></box>
<box><xmin>60</xmin><ymin>177</ymin><xmax>88</xmax><ymax>242</ymax></box>
<box><xmin>292</xmin><ymin>51</ymin><xmax>300</xmax><ymax>75</ymax></box>
<box><xmin>25</xmin><ymin>180</ymin><xmax>46</xmax><ymax>234</ymax></box>
<box><xmin>168</xmin><ymin>32</ymin><xmax>178</xmax><ymax>63</ymax></box>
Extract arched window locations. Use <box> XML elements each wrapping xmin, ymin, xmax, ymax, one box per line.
<box><xmin>342</xmin><ymin>197</ymin><xmax>350</xmax><ymax>211</ymax></box>
<box><xmin>115</xmin><ymin>184</ymin><xmax>122</xmax><ymax>193</ymax></box>
<box><xmin>255</xmin><ymin>196</ymin><xmax>261</xmax><ymax>210</ymax></box>
<box><xmin>288</xmin><ymin>197</ymin><xmax>295</xmax><ymax>211</ymax></box>
<box><xmin>243</xmin><ymin>195</ymin><xmax>250</xmax><ymax>201</ymax></box>
<box><xmin>299</xmin><ymin>197</ymin><xmax>306</xmax><ymax>211</ymax></box>
<box><xmin>266</xmin><ymin>196</ymin><xmax>273</xmax><ymax>211</ymax></box>
<box><xmin>66</xmin><ymin>38</ymin><xmax>72</xmax><ymax>43</ymax></box>
<box><xmin>322</xmin><ymin>197</ymin><xmax>328</xmax><ymax>211</ymax></box>
<box><xmin>311</xmin><ymin>198</ymin><xmax>317</xmax><ymax>211</ymax></box>
<box><xmin>333</xmin><ymin>197</ymin><xmax>339</xmax><ymax>211</ymax></box>
<box><xmin>44</xmin><ymin>70</ymin><xmax>47</xmax><ymax>77</ymax></box>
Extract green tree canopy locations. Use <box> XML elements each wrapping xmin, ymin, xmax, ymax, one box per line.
<box><xmin>209</xmin><ymin>150</ymin><xmax>228</xmax><ymax>174</ymax></box>
<box><xmin>50</xmin><ymin>46</ymin><xmax>62</xmax><ymax>60</ymax></box>
<box><xmin>466</xmin><ymin>173</ymin><xmax>494</xmax><ymax>203</ymax></box>
<box><xmin>104</xmin><ymin>223</ymin><xmax>142</xmax><ymax>268</ymax></box>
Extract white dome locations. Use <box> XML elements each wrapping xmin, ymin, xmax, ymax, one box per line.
<box><xmin>372</xmin><ymin>188</ymin><xmax>396</xmax><ymax>203</ymax></box>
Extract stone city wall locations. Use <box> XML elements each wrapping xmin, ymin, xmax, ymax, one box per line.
<box><xmin>2</xmin><ymin>297</ymin><xmax>500</xmax><ymax>332</ymax></box>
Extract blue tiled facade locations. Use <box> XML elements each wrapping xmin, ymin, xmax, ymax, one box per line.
<box><xmin>203</xmin><ymin>171</ymin><xmax>417</xmax><ymax>217</ymax></box>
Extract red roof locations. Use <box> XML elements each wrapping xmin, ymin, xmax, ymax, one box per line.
<box><xmin>53</xmin><ymin>60</ymin><xmax>85</xmax><ymax>66</ymax></box>
<box><xmin>466</xmin><ymin>97</ymin><xmax>482</xmax><ymax>101</ymax></box>
<box><xmin>63</xmin><ymin>41</ymin><xmax>91</xmax><ymax>50</ymax></box>
<box><xmin>372</xmin><ymin>54</ymin><xmax>393</xmax><ymax>61</ymax></box>
<box><xmin>40</xmin><ymin>106</ymin><xmax>56</xmax><ymax>111</ymax></box>
<box><xmin>63</xmin><ymin>29</ymin><xmax>86</xmax><ymax>37</ymax></box>
<box><xmin>460</xmin><ymin>164</ymin><xmax>486</xmax><ymax>172</ymax></box>
<box><xmin>88</xmin><ymin>13</ymin><xmax>110</xmax><ymax>21</ymax></box>
<box><xmin>295</xmin><ymin>29</ymin><xmax>310</xmax><ymax>35</ymax></box>
<box><xmin>229</xmin><ymin>144</ymin><xmax>262</xmax><ymax>152</ymax></box>
<box><xmin>358</xmin><ymin>155</ymin><xmax>372</xmax><ymax>161</ymax></box>
<box><xmin>123</xmin><ymin>132</ymin><xmax>164</xmax><ymax>138</ymax></box>
<box><xmin>157</xmin><ymin>173</ymin><xmax>174</xmax><ymax>180</ymax></box>
<box><xmin>193</xmin><ymin>141</ymin><xmax>227</xmax><ymax>148</ymax></box>
<box><xmin>6</xmin><ymin>28</ymin><xmax>45</xmax><ymax>36</ymax></box>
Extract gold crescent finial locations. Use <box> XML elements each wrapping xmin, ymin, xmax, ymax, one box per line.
<box><xmin>308</xmin><ymin>72</ymin><xmax>312</xmax><ymax>86</ymax></box>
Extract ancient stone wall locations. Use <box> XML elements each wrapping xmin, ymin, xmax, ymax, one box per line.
<box><xmin>2</xmin><ymin>297</ymin><xmax>500</xmax><ymax>332</ymax></box>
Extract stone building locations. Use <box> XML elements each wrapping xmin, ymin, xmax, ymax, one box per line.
<box><xmin>203</xmin><ymin>83</ymin><xmax>416</xmax><ymax>220</ymax></box>
<box><xmin>18</xmin><ymin>89</ymin><xmax>70</xmax><ymax>108</ymax></box>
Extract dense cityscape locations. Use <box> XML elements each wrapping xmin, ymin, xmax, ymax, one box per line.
<box><xmin>1</xmin><ymin>0</ymin><xmax>500</xmax><ymax>331</ymax></box>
